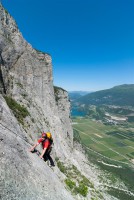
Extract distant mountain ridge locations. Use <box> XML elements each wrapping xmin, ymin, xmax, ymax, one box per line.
<box><xmin>69</xmin><ymin>91</ymin><xmax>91</xmax><ymax>95</ymax></box>
<box><xmin>75</xmin><ymin>84</ymin><xmax>134</xmax><ymax>107</ymax></box>
<box><xmin>68</xmin><ymin>91</ymin><xmax>92</xmax><ymax>101</ymax></box>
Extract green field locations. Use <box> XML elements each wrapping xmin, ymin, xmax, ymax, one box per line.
<box><xmin>72</xmin><ymin>117</ymin><xmax>134</xmax><ymax>199</ymax></box>
<box><xmin>72</xmin><ymin>117</ymin><xmax>134</xmax><ymax>164</ymax></box>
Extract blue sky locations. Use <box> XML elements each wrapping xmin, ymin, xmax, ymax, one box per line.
<box><xmin>2</xmin><ymin>0</ymin><xmax>134</xmax><ymax>91</ymax></box>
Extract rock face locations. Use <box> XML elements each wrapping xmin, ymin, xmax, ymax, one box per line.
<box><xmin>0</xmin><ymin>95</ymin><xmax>74</xmax><ymax>200</ymax></box>
<box><xmin>0</xmin><ymin>3</ymin><xmax>73</xmax><ymax>158</ymax></box>
<box><xmin>0</xmin><ymin>4</ymin><xmax>74</xmax><ymax>200</ymax></box>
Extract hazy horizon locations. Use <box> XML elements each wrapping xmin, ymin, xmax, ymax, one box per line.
<box><xmin>67</xmin><ymin>83</ymin><xmax>134</xmax><ymax>93</ymax></box>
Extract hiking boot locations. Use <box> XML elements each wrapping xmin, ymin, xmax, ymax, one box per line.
<box><xmin>49</xmin><ymin>164</ymin><xmax>55</xmax><ymax>168</ymax></box>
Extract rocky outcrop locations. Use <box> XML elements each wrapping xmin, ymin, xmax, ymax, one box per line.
<box><xmin>0</xmin><ymin>94</ymin><xmax>74</xmax><ymax>200</ymax></box>
<box><xmin>0</xmin><ymin>3</ymin><xmax>73</xmax><ymax>159</ymax></box>
<box><xmin>54</xmin><ymin>86</ymin><xmax>73</xmax><ymax>148</ymax></box>
<box><xmin>0</xmin><ymin>4</ymin><xmax>74</xmax><ymax>199</ymax></box>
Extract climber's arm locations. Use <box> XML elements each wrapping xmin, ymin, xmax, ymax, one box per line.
<box><xmin>29</xmin><ymin>142</ymin><xmax>39</xmax><ymax>152</ymax></box>
<box><xmin>39</xmin><ymin>148</ymin><xmax>47</xmax><ymax>159</ymax></box>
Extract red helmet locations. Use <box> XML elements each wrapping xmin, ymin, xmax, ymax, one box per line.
<box><xmin>42</xmin><ymin>132</ymin><xmax>46</xmax><ymax>138</ymax></box>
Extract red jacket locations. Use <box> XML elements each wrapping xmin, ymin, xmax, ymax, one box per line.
<box><xmin>38</xmin><ymin>138</ymin><xmax>51</xmax><ymax>149</ymax></box>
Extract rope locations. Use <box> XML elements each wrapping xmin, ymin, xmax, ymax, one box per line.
<box><xmin>0</xmin><ymin>121</ymin><xmax>33</xmax><ymax>146</ymax></box>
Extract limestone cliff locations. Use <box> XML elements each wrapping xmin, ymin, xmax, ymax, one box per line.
<box><xmin>0</xmin><ymin>3</ymin><xmax>73</xmax><ymax>158</ymax></box>
<box><xmin>0</xmin><ymin>4</ymin><xmax>74</xmax><ymax>199</ymax></box>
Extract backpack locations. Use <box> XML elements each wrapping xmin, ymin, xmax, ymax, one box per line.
<box><xmin>46</xmin><ymin>132</ymin><xmax>53</xmax><ymax>145</ymax></box>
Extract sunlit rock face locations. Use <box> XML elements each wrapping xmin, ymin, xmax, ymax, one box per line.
<box><xmin>0</xmin><ymin>4</ymin><xmax>74</xmax><ymax>200</ymax></box>
<box><xmin>0</xmin><ymin>94</ymin><xmax>74</xmax><ymax>200</ymax></box>
<box><xmin>0</xmin><ymin>3</ymin><xmax>73</xmax><ymax>156</ymax></box>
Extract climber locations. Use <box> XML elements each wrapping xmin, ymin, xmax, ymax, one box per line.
<box><xmin>29</xmin><ymin>132</ymin><xmax>55</xmax><ymax>167</ymax></box>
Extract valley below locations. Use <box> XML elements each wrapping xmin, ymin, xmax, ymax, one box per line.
<box><xmin>72</xmin><ymin>117</ymin><xmax>134</xmax><ymax>200</ymax></box>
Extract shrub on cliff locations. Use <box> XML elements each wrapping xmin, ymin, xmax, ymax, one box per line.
<box><xmin>4</xmin><ymin>96</ymin><xmax>30</xmax><ymax>125</ymax></box>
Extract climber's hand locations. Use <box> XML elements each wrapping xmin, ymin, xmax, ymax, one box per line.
<box><xmin>29</xmin><ymin>148</ymin><xmax>34</xmax><ymax>152</ymax></box>
<box><xmin>39</xmin><ymin>155</ymin><xmax>43</xmax><ymax>159</ymax></box>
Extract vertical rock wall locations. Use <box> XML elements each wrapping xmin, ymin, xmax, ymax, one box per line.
<box><xmin>0</xmin><ymin>3</ymin><xmax>73</xmax><ymax>161</ymax></box>
<box><xmin>0</xmin><ymin>4</ymin><xmax>74</xmax><ymax>199</ymax></box>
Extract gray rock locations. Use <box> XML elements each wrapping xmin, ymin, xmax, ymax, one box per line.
<box><xmin>0</xmin><ymin>4</ymin><xmax>74</xmax><ymax>200</ymax></box>
<box><xmin>0</xmin><ymin>94</ymin><xmax>74</xmax><ymax>200</ymax></box>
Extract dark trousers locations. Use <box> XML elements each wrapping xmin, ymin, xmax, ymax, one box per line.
<box><xmin>43</xmin><ymin>148</ymin><xmax>55</xmax><ymax>166</ymax></box>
